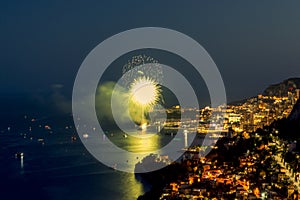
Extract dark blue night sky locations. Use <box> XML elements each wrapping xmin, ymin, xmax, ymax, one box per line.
<box><xmin>1</xmin><ymin>1</ymin><xmax>300</xmax><ymax>110</ymax></box>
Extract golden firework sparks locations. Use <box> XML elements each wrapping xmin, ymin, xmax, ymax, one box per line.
<box><xmin>129</xmin><ymin>76</ymin><xmax>160</xmax><ymax>107</ymax></box>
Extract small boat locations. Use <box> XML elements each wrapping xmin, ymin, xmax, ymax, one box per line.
<box><xmin>71</xmin><ymin>135</ymin><xmax>77</xmax><ymax>141</ymax></box>
<box><xmin>37</xmin><ymin>138</ymin><xmax>44</xmax><ymax>142</ymax></box>
<box><xmin>15</xmin><ymin>152</ymin><xmax>24</xmax><ymax>159</ymax></box>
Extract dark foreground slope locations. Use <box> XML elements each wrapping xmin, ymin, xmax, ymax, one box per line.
<box><xmin>272</xmin><ymin>99</ymin><xmax>300</xmax><ymax>140</ymax></box>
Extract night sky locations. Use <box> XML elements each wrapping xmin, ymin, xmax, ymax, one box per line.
<box><xmin>1</xmin><ymin>1</ymin><xmax>300</xmax><ymax>113</ymax></box>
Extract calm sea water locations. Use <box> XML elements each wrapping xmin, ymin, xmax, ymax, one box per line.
<box><xmin>0</xmin><ymin>127</ymin><xmax>202</xmax><ymax>200</ymax></box>
<box><xmin>0</xmin><ymin>130</ymin><xmax>151</xmax><ymax>200</ymax></box>
<box><xmin>0</xmin><ymin>117</ymin><xmax>206</xmax><ymax>200</ymax></box>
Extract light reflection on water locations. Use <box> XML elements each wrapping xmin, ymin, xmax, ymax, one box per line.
<box><xmin>0</xmin><ymin>131</ymin><xmax>152</xmax><ymax>200</ymax></box>
<box><xmin>103</xmin><ymin>129</ymin><xmax>199</xmax><ymax>172</ymax></box>
<box><xmin>103</xmin><ymin>130</ymin><xmax>179</xmax><ymax>199</ymax></box>
<box><xmin>118</xmin><ymin>172</ymin><xmax>147</xmax><ymax>200</ymax></box>
<box><xmin>109</xmin><ymin>131</ymin><xmax>166</xmax><ymax>153</ymax></box>
<box><xmin>0</xmin><ymin>129</ymin><xmax>203</xmax><ymax>200</ymax></box>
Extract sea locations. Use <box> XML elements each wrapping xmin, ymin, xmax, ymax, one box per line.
<box><xmin>0</xmin><ymin>117</ymin><xmax>204</xmax><ymax>200</ymax></box>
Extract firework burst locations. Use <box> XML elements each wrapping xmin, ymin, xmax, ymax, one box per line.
<box><xmin>129</xmin><ymin>76</ymin><xmax>161</xmax><ymax>107</ymax></box>
<box><xmin>120</xmin><ymin>55</ymin><xmax>163</xmax><ymax>89</ymax></box>
<box><xmin>118</xmin><ymin>55</ymin><xmax>163</xmax><ymax>125</ymax></box>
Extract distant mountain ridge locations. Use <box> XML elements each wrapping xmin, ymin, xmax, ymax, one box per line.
<box><xmin>229</xmin><ymin>78</ymin><xmax>300</xmax><ymax>105</ymax></box>
<box><xmin>263</xmin><ymin>78</ymin><xmax>300</xmax><ymax>97</ymax></box>
<box><xmin>228</xmin><ymin>77</ymin><xmax>300</xmax><ymax>105</ymax></box>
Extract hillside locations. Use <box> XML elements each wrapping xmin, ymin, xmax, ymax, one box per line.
<box><xmin>272</xmin><ymin>99</ymin><xmax>300</xmax><ymax>140</ymax></box>
<box><xmin>263</xmin><ymin>78</ymin><xmax>300</xmax><ymax>97</ymax></box>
